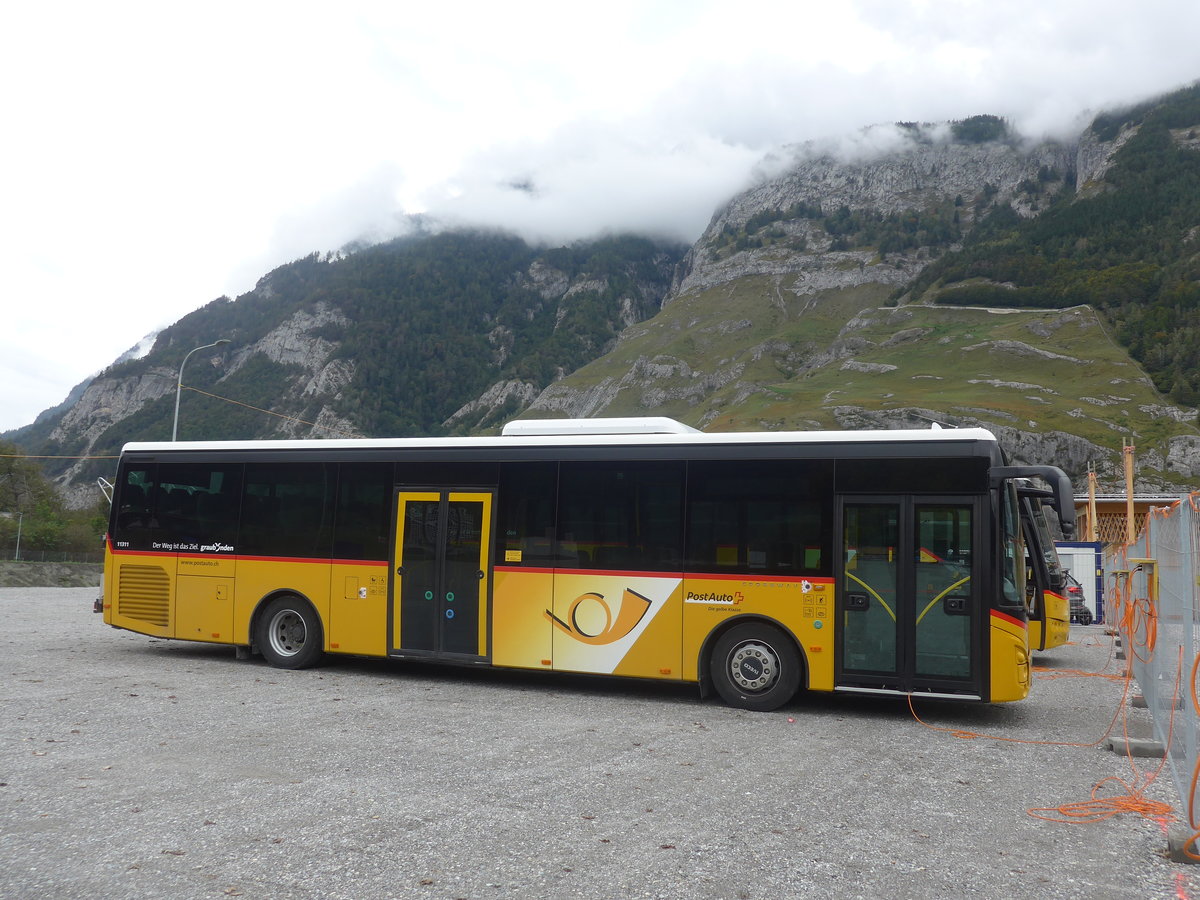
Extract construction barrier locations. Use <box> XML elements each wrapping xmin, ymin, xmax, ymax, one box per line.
<box><xmin>1109</xmin><ymin>493</ymin><xmax>1200</xmax><ymax>852</ymax></box>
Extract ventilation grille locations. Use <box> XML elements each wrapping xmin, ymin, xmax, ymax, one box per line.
<box><xmin>117</xmin><ymin>565</ymin><xmax>170</xmax><ymax>626</ymax></box>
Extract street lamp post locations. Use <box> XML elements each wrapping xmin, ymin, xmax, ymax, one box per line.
<box><xmin>172</xmin><ymin>339</ymin><xmax>230</xmax><ymax>441</ymax></box>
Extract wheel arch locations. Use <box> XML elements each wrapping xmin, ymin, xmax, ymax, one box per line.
<box><xmin>697</xmin><ymin>614</ymin><xmax>808</xmax><ymax>699</ymax></box>
<box><xmin>248</xmin><ymin>589</ymin><xmax>324</xmax><ymax>655</ymax></box>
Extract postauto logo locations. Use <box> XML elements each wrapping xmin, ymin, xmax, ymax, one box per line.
<box><xmin>545</xmin><ymin>589</ymin><xmax>652</xmax><ymax>645</ymax></box>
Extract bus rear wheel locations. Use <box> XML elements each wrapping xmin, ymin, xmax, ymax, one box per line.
<box><xmin>711</xmin><ymin>623</ymin><xmax>800</xmax><ymax>711</ymax></box>
<box><xmin>257</xmin><ymin>596</ymin><xmax>325</xmax><ymax>669</ymax></box>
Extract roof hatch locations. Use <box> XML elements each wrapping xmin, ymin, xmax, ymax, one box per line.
<box><xmin>501</xmin><ymin>416</ymin><xmax>700</xmax><ymax>436</ymax></box>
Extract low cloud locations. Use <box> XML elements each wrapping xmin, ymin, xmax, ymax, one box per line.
<box><xmin>418</xmin><ymin>128</ymin><xmax>764</xmax><ymax>245</ymax></box>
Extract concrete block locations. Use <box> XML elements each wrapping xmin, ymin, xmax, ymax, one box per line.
<box><xmin>1167</xmin><ymin>826</ymin><xmax>1200</xmax><ymax>864</ymax></box>
<box><xmin>1103</xmin><ymin>735</ymin><xmax>1164</xmax><ymax>758</ymax></box>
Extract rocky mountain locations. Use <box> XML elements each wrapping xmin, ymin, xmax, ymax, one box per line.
<box><xmin>509</xmin><ymin>106</ymin><xmax>1200</xmax><ymax>492</ymax></box>
<box><xmin>10</xmin><ymin>89</ymin><xmax>1200</xmax><ymax>506</ymax></box>
<box><xmin>13</xmin><ymin>233</ymin><xmax>686</xmax><ymax>507</ymax></box>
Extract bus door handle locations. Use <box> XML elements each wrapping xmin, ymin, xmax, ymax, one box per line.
<box><xmin>478</xmin><ymin>570</ymin><xmax>485</xmax><ymax>579</ymax></box>
<box><xmin>846</xmin><ymin>593</ymin><xmax>869</xmax><ymax>611</ymax></box>
<box><xmin>944</xmin><ymin>595</ymin><xmax>969</xmax><ymax>615</ymax></box>
<box><xmin>396</xmin><ymin>566</ymin><xmax>405</xmax><ymax>576</ymax></box>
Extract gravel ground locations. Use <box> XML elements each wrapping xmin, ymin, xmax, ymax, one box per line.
<box><xmin>1</xmin><ymin>587</ymin><xmax>1196</xmax><ymax>900</ymax></box>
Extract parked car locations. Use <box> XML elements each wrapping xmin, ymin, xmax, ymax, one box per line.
<box><xmin>1065</xmin><ymin>573</ymin><xmax>1093</xmax><ymax>625</ymax></box>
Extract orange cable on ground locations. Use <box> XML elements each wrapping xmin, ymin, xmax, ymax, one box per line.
<box><xmin>906</xmin><ymin>659</ymin><xmax>1130</xmax><ymax>750</ymax></box>
<box><xmin>908</xmin><ymin>630</ymin><xmax>1181</xmax><ymax>831</ymax></box>
<box><xmin>1027</xmin><ymin>647</ymin><xmax>1181</xmax><ymax>828</ymax></box>
<box><xmin>1026</xmin><ymin>777</ymin><xmax>1174</xmax><ymax>825</ymax></box>
<box><xmin>1183</xmin><ymin>650</ymin><xmax>1200</xmax><ymax>861</ymax></box>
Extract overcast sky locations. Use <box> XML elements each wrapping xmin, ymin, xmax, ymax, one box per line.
<box><xmin>2</xmin><ymin>0</ymin><xmax>1198</xmax><ymax>433</ymax></box>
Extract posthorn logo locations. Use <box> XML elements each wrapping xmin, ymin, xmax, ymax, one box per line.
<box><xmin>545</xmin><ymin>589</ymin><xmax>652</xmax><ymax>645</ymax></box>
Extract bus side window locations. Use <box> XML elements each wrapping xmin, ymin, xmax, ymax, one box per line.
<box><xmin>495</xmin><ymin>463</ymin><xmax>558</xmax><ymax>567</ymax></box>
<box><xmin>333</xmin><ymin>462</ymin><xmax>393</xmax><ymax>561</ymax></box>
<box><xmin>685</xmin><ymin>459</ymin><xmax>832</xmax><ymax>577</ymax></box>
<box><xmin>155</xmin><ymin>463</ymin><xmax>242</xmax><ymax>549</ymax></box>
<box><xmin>242</xmin><ymin>463</ymin><xmax>334</xmax><ymax>559</ymax></box>
<box><xmin>113</xmin><ymin>466</ymin><xmax>157</xmax><ymax>545</ymax></box>
<box><xmin>557</xmin><ymin>461</ymin><xmax>684</xmax><ymax>573</ymax></box>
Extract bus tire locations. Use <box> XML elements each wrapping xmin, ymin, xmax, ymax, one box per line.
<box><xmin>257</xmin><ymin>596</ymin><xmax>325</xmax><ymax>669</ymax></box>
<box><xmin>710</xmin><ymin>622</ymin><xmax>800</xmax><ymax>712</ymax></box>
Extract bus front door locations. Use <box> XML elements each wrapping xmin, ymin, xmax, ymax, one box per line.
<box><xmin>391</xmin><ymin>490</ymin><xmax>493</xmax><ymax>659</ymax></box>
<box><xmin>837</xmin><ymin>497</ymin><xmax>981</xmax><ymax>698</ymax></box>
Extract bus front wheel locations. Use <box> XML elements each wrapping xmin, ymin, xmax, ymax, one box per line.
<box><xmin>257</xmin><ymin>596</ymin><xmax>325</xmax><ymax>669</ymax></box>
<box><xmin>711</xmin><ymin>623</ymin><xmax>800</xmax><ymax>712</ymax></box>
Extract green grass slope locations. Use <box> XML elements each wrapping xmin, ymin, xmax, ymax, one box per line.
<box><xmin>526</xmin><ymin>276</ymin><xmax>1200</xmax><ymax>487</ymax></box>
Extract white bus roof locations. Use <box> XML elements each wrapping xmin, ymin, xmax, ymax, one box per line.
<box><xmin>122</xmin><ymin>417</ymin><xmax>999</xmax><ymax>454</ymax></box>
<box><xmin>501</xmin><ymin>416</ymin><xmax>700</xmax><ymax>436</ymax></box>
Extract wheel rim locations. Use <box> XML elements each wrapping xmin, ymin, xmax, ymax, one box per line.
<box><xmin>267</xmin><ymin>608</ymin><xmax>307</xmax><ymax>657</ymax></box>
<box><xmin>727</xmin><ymin>639</ymin><xmax>781</xmax><ymax>694</ymax></box>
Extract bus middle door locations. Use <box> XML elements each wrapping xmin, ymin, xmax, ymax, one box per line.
<box><xmin>391</xmin><ymin>489</ymin><xmax>493</xmax><ymax>660</ymax></box>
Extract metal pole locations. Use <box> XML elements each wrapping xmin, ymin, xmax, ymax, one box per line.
<box><xmin>14</xmin><ymin>511</ymin><xmax>22</xmax><ymax>561</ymax></box>
<box><xmin>1087</xmin><ymin>465</ymin><xmax>1099</xmax><ymax>543</ymax></box>
<box><xmin>172</xmin><ymin>339</ymin><xmax>230</xmax><ymax>441</ymax></box>
<box><xmin>1124</xmin><ymin>441</ymin><xmax>1136</xmax><ymax>545</ymax></box>
<box><xmin>1180</xmin><ymin>496</ymin><xmax>1198</xmax><ymax>815</ymax></box>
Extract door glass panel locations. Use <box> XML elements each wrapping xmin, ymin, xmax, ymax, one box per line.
<box><xmin>400</xmin><ymin>498</ymin><xmax>441</xmax><ymax>652</ymax></box>
<box><xmin>841</xmin><ymin>504</ymin><xmax>898</xmax><ymax>674</ymax></box>
<box><xmin>1001</xmin><ymin>485</ymin><xmax>1025</xmax><ymax>607</ymax></box>
<box><xmin>914</xmin><ymin>505</ymin><xmax>973</xmax><ymax>679</ymax></box>
<box><xmin>395</xmin><ymin>492</ymin><xmax>491</xmax><ymax>657</ymax></box>
<box><xmin>441</xmin><ymin>500</ymin><xmax>483</xmax><ymax>655</ymax></box>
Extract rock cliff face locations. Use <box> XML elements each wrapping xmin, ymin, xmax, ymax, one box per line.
<box><xmin>49</xmin><ymin>302</ymin><xmax>359</xmax><ymax>505</ymax></box>
<box><xmin>672</xmin><ymin>125</ymin><xmax>1079</xmax><ymax>299</ymax></box>
<box><xmin>1074</xmin><ymin>124</ymin><xmax>1137</xmax><ymax>190</ymax></box>
<box><xmin>518</xmin><ymin>121</ymin><xmax>1199</xmax><ymax>492</ymax></box>
<box><xmin>442</xmin><ymin>254</ymin><xmax>679</xmax><ymax>432</ymax></box>
<box><xmin>231</xmin><ymin>303</ymin><xmax>361</xmax><ymax>439</ymax></box>
<box><xmin>36</xmin><ymin>238</ymin><xmax>684</xmax><ymax>505</ymax></box>
<box><xmin>51</xmin><ymin>369</ymin><xmax>177</xmax><ymax>450</ymax></box>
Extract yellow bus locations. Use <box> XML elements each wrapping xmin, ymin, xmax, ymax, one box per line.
<box><xmin>1020</xmin><ymin>483</ymin><xmax>1071</xmax><ymax>652</ymax></box>
<box><xmin>98</xmin><ymin>417</ymin><xmax>1075</xmax><ymax>710</ymax></box>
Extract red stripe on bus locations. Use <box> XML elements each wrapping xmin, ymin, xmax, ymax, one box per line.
<box><xmin>682</xmin><ymin>572</ymin><xmax>835</xmax><ymax>584</ymax></box>
<box><xmin>106</xmin><ymin>544</ymin><xmax>388</xmax><ymax>568</ymax></box>
<box><xmin>493</xmin><ymin>566</ymin><xmax>682</xmax><ymax>577</ymax></box>
<box><xmin>493</xmin><ymin>566</ymin><xmax>833</xmax><ymax>584</ymax></box>
<box><xmin>990</xmin><ymin>609</ymin><xmax>1028</xmax><ymax>630</ymax></box>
